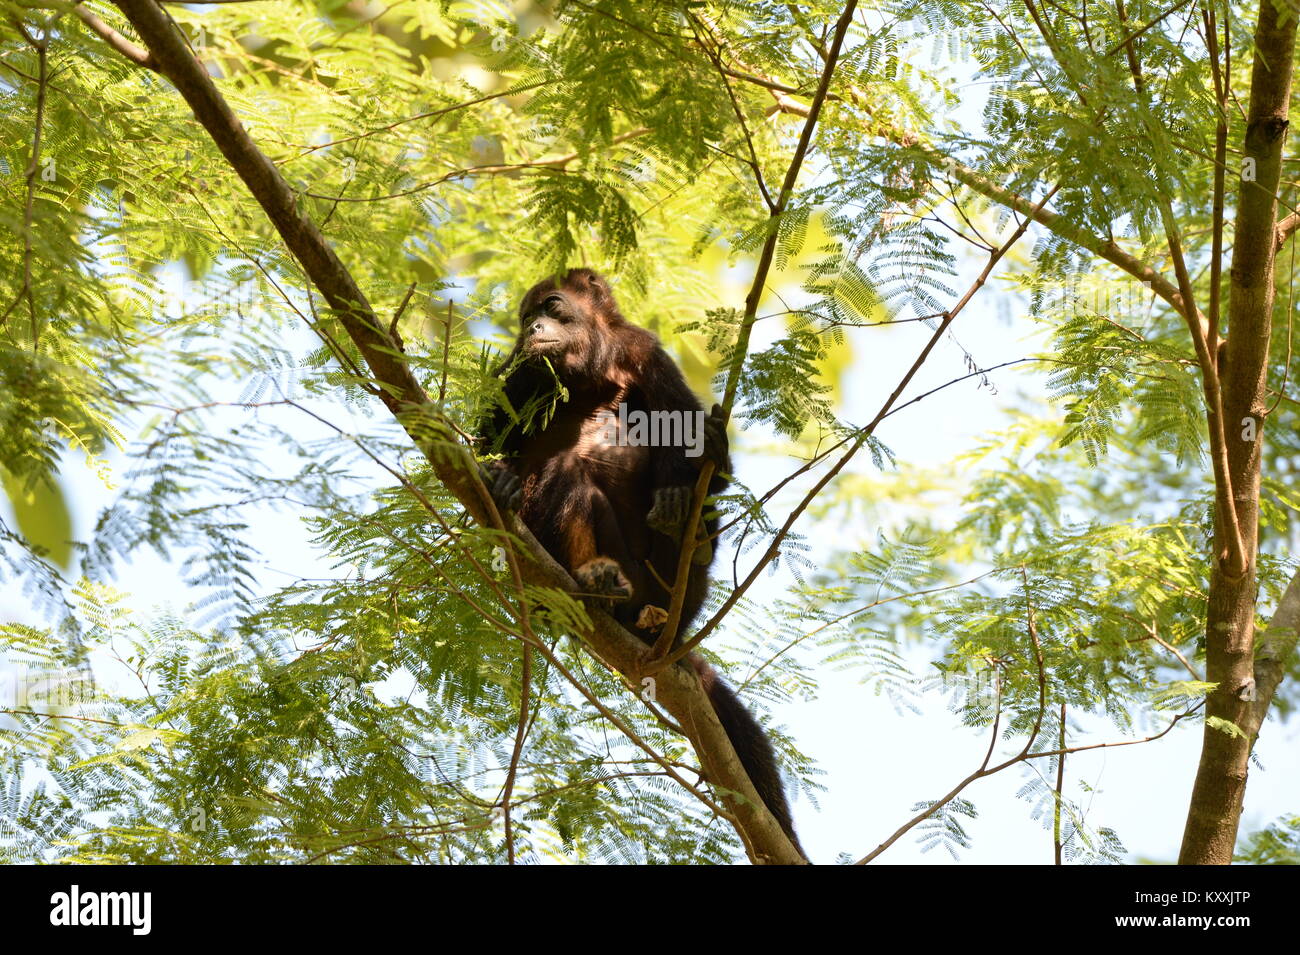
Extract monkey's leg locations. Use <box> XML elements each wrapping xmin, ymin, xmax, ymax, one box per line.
<box><xmin>564</xmin><ymin>485</ymin><xmax>633</xmax><ymax>605</ymax></box>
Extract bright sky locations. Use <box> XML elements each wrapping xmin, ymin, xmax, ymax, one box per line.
<box><xmin>761</xmin><ymin>286</ymin><xmax>1300</xmax><ymax>864</ymax></box>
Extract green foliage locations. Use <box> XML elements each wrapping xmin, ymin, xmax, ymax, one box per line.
<box><xmin>1</xmin><ymin>0</ymin><xmax>1297</xmax><ymax>865</ymax></box>
<box><xmin>913</xmin><ymin>795</ymin><xmax>975</xmax><ymax>859</ymax></box>
<box><xmin>1235</xmin><ymin>815</ymin><xmax>1300</xmax><ymax>864</ymax></box>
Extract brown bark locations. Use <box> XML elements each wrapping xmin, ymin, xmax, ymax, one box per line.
<box><xmin>1250</xmin><ymin>568</ymin><xmax>1300</xmax><ymax>730</ymax></box>
<box><xmin>109</xmin><ymin>0</ymin><xmax>803</xmax><ymax>864</ymax></box>
<box><xmin>1179</xmin><ymin>0</ymin><xmax>1297</xmax><ymax>865</ymax></box>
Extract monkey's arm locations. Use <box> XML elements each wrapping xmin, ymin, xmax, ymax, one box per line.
<box><xmin>636</xmin><ymin>348</ymin><xmax>730</xmax><ymax>482</ymax></box>
<box><xmin>474</xmin><ymin>370</ymin><xmax>529</xmax><ymax>514</ymax></box>
<box><xmin>480</xmin><ymin>458</ymin><xmax>522</xmax><ymax>513</ymax></box>
<box><xmin>638</xmin><ymin>349</ymin><xmax>730</xmax><ymax>553</ymax></box>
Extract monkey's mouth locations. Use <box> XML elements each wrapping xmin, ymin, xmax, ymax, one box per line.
<box><xmin>527</xmin><ymin>338</ymin><xmax>562</xmax><ymax>351</ymax></box>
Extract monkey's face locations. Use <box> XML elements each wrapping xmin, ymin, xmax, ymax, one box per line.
<box><xmin>518</xmin><ymin>284</ymin><xmax>607</xmax><ymax>382</ymax></box>
<box><xmin>522</xmin><ymin>291</ymin><xmax>588</xmax><ymax>357</ymax></box>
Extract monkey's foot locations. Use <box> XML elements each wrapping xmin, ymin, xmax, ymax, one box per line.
<box><xmin>574</xmin><ymin>557</ymin><xmax>632</xmax><ymax>606</ymax></box>
<box><xmin>480</xmin><ymin>460</ymin><xmax>523</xmax><ymax>513</ymax></box>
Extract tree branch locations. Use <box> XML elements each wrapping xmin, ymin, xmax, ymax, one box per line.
<box><xmin>857</xmin><ymin>570</ymin><xmax>1048</xmax><ymax>864</ymax></box>
<box><xmin>1277</xmin><ymin>211</ymin><xmax>1300</xmax><ymax>251</ymax></box>
<box><xmin>1249</xmin><ymin>565</ymin><xmax>1300</xmax><ymax>734</ymax></box>
<box><xmin>74</xmin><ymin>4</ymin><xmax>157</xmax><ymax>69</ymax></box>
<box><xmin>1180</xmin><ymin>0</ymin><xmax>1298</xmax><ymax>865</ymax></box>
<box><xmin>731</xmin><ymin>69</ymin><xmax>1216</xmax><ymax>342</ymax></box>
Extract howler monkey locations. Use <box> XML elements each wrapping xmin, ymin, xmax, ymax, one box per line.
<box><xmin>477</xmin><ymin>268</ymin><xmax>802</xmax><ymax>856</ymax></box>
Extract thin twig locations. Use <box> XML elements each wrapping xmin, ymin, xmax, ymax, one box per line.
<box><xmin>1104</xmin><ymin>0</ymin><xmax>1198</xmax><ymax>56</ymax></box>
<box><xmin>74</xmin><ymin>4</ymin><xmax>157</xmax><ymax>69</ymax></box>
<box><xmin>501</xmin><ymin>645</ymin><xmax>533</xmax><ymax>864</ymax></box>
<box><xmin>439</xmin><ymin>297</ymin><xmax>454</xmax><ymax>405</ymax></box>
<box><xmin>389</xmin><ymin>281</ymin><xmax>417</xmax><ymax>341</ymax></box>
<box><xmin>857</xmin><ymin>565</ymin><xmax>1051</xmax><ymax>864</ymax></box>
<box><xmin>1053</xmin><ymin>702</ymin><xmax>1067</xmax><ymax>864</ymax></box>
<box><xmin>689</xmin><ymin>12</ymin><xmax>776</xmax><ymax>212</ymax></box>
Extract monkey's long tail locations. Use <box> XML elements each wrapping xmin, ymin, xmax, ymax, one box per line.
<box><xmin>690</xmin><ymin>655</ymin><xmax>805</xmax><ymax>861</ymax></box>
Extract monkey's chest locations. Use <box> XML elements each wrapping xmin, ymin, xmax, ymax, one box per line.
<box><xmin>517</xmin><ymin>409</ymin><xmax>651</xmax><ymax>505</ymax></box>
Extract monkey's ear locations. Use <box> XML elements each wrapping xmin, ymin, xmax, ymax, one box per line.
<box><xmin>579</xmin><ymin>270</ymin><xmax>616</xmax><ymax>311</ymax></box>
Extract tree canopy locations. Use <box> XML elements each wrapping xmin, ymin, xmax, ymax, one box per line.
<box><xmin>1</xmin><ymin>0</ymin><xmax>1298</xmax><ymax>865</ymax></box>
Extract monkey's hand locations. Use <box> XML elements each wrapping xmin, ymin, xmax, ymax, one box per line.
<box><xmin>480</xmin><ymin>459</ymin><xmax>523</xmax><ymax>514</ymax></box>
<box><xmin>574</xmin><ymin>557</ymin><xmax>633</xmax><ymax>607</ymax></box>
<box><xmin>702</xmin><ymin>403</ymin><xmax>730</xmax><ymax>475</ymax></box>
<box><xmin>647</xmin><ymin>485</ymin><xmax>713</xmax><ymax>566</ymax></box>
<box><xmin>647</xmin><ymin>485</ymin><xmax>690</xmax><ymax>539</ymax></box>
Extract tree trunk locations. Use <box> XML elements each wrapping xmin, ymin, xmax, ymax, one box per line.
<box><xmin>1179</xmin><ymin>0</ymin><xmax>1297</xmax><ymax>865</ymax></box>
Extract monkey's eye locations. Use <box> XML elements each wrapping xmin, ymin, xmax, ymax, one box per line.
<box><xmin>543</xmin><ymin>294</ymin><xmax>564</xmax><ymax>311</ymax></box>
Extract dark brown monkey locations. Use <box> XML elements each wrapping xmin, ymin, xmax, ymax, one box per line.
<box><xmin>477</xmin><ymin>268</ymin><xmax>802</xmax><ymax>856</ymax></box>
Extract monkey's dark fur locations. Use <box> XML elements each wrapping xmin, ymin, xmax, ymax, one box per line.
<box><xmin>477</xmin><ymin>268</ymin><xmax>802</xmax><ymax>856</ymax></box>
